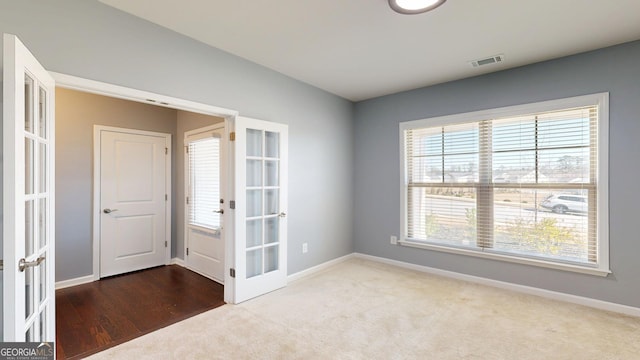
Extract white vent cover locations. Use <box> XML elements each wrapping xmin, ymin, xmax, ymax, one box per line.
<box><xmin>469</xmin><ymin>54</ymin><xmax>505</xmax><ymax>67</ymax></box>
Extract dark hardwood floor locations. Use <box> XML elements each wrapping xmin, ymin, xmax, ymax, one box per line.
<box><xmin>55</xmin><ymin>265</ymin><xmax>225</xmax><ymax>359</ymax></box>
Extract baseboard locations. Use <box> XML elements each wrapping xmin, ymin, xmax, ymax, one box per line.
<box><xmin>55</xmin><ymin>274</ymin><xmax>95</xmax><ymax>290</ymax></box>
<box><xmin>354</xmin><ymin>253</ymin><xmax>640</xmax><ymax>318</ymax></box>
<box><xmin>170</xmin><ymin>257</ymin><xmax>186</xmax><ymax>267</ymax></box>
<box><xmin>288</xmin><ymin>253</ymin><xmax>355</xmax><ymax>283</ymax></box>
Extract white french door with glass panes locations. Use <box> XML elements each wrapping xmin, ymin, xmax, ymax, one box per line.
<box><xmin>3</xmin><ymin>34</ymin><xmax>56</xmax><ymax>342</ymax></box>
<box><xmin>185</xmin><ymin>124</ymin><xmax>225</xmax><ymax>283</ymax></box>
<box><xmin>233</xmin><ymin>117</ymin><xmax>288</xmax><ymax>303</ymax></box>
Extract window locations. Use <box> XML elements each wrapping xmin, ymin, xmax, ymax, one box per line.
<box><xmin>188</xmin><ymin>136</ymin><xmax>221</xmax><ymax>229</ymax></box>
<box><xmin>400</xmin><ymin>93</ymin><xmax>609</xmax><ymax>276</ymax></box>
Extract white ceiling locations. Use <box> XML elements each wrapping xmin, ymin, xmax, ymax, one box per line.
<box><xmin>100</xmin><ymin>0</ymin><xmax>640</xmax><ymax>101</ymax></box>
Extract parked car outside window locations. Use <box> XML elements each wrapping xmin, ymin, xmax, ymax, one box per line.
<box><xmin>540</xmin><ymin>194</ymin><xmax>587</xmax><ymax>214</ymax></box>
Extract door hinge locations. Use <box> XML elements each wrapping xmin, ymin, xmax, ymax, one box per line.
<box><xmin>230</xmin><ymin>268</ymin><xmax>236</xmax><ymax>278</ymax></box>
<box><xmin>186</xmin><ymin>248</ymin><xmax>189</xmax><ymax>256</ymax></box>
<box><xmin>185</xmin><ymin>146</ymin><xmax>189</xmax><ymax>154</ymax></box>
<box><xmin>165</xmin><ymin>194</ymin><xmax>168</xmax><ymax>201</ymax></box>
<box><xmin>165</xmin><ymin>147</ymin><xmax>168</xmax><ymax>155</ymax></box>
<box><xmin>186</xmin><ymin>196</ymin><xmax>190</xmax><ymax>205</ymax></box>
<box><xmin>165</xmin><ymin>241</ymin><xmax>168</xmax><ymax>248</ymax></box>
<box><xmin>229</xmin><ymin>132</ymin><xmax>236</xmax><ymax>141</ymax></box>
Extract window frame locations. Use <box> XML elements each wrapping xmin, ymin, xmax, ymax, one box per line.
<box><xmin>399</xmin><ymin>93</ymin><xmax>610</xmax><ymax>276</ymax></box>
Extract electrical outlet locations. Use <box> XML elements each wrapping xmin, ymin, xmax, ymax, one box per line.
<box><xmin>390</xmin><ymin>236</ymin><xmax>398</xmax><ymax>245</ymax></box>
<box><xmin>302</xmin><ymin>243</ymin><xmax>308</xmax><ymax>253</ymax></box>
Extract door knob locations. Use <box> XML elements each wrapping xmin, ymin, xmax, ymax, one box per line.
<box><xmin>214</xmin><ymin>209</ymin><xmax>224</xmax><ymax>214</ymax></box>
<box><xmin>103</xmin><ymin>208</ymin><xmax>118</xmax><ymax>214</ymax></box>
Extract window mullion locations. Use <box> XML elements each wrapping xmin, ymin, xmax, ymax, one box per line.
<box><xmin>588</xmin><ymin>107</ymin><xmax>598</xmax><ymax>263</ymax></box>
<box><xmin>477</xmin><ymin>120</ymin><xmax>493</xmax><ymax>249</ymax></box>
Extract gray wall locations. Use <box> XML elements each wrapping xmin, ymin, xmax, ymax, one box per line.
<box><xmin>56</xmin><ymin>87</ymin><xmax>178</xmax><ymax>281</ymax></box>
<box><xmin>175</xmin><ymin>111</ymin><xmax>224</xmax><ymax>260</ymax></box>
<box><xmin>353</xmin><ymin>40</ymin><xmax>640</xmax><ymax>308</ymax></box>
<box><xmin>0</xmin><ymin>0</ymin><xmax>354</xmax><ymax>280</ymax></box>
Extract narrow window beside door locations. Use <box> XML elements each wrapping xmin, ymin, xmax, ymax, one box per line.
<box><xmin>189</xmin><ymin>137</ymin><xmax>221</xmax><ymax>229</ymax></box>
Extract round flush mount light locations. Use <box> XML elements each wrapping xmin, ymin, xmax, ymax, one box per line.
<box><xmin>389</xmin><ymin>0</ymin><xmax>447</xmax><ymax>14</ymax></box>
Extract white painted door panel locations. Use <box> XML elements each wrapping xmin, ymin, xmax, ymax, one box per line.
<box><xmin>186</xmin><ymin>228</ymin><xmax>224</xmax><ymax>281</ymax></box>
<box><xmin>3</xmin><ymin>33</ymin><xmax>56</xmax><ymax>342</ymax></box>
<box><xmin>99</xmin><ymin>130</ymin><xmax>168</xmax><ymax>277</ymax></box>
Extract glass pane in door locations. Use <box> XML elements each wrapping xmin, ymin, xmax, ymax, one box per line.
<box><xmin>265</xmin><ymin>160</ymin><xmax>279</xmax><ymax>186</ymax></box>
<box><xmin>24</xmin><ymin>75</ymin><xmax>34</xmax><ymax>133</ymax></box>
<box><xmin>39</xmin><ymin>312</ymin><xmax>46</xmax><ymax>341</ymax></box>
<box><xmin>25</xmin><ymin>265</ymin><xmax>34</xmax><ymax>319</ymax></box>
<box><xmin>39</xmin><ymin>258</ymin><xmax>47</xmax><ymax>303</ymax></box>
<box><xmin>38</xmin><ymin>87</ymin><xmax>47</xmax><ymax>138</ymax></box>
<box><xmin>265</xmin><ymin>131</ymin><xmax>279</xmax><ymax>158</ymax></box>
<box><xmin>265</xmin><ymin>245</ymin><xmax>279</xmax><ymax>273</ymax></box>
<box><xmin>246</xmin><ymin>159</ymin><xmax>262</xmax><ymax>186</ymax></box>
<box><xmin>265</xmin><ymin>218</ymin><xmax>279</xmax><ymax>245</ymax></box>
<box><xmin>39</xmin><ymin>198</ymin><xmax>47</xmax><ymax>248</ymax></box>
<box><xmin>39</xmin><ymin>143</ymin><xmax>47</xmax><ymax>192</ymax></box>
<box><xmin>247</xmin><ymin>129</ymin><xmax>262</xmax><ymax>157</ymax></box>
<box><xmin>246</xmin><ymin>219</ymin><xmax>262</xmax><ymax>248</ymax></box>
<box><xmin>265</xmin><ymin>189</ymin><xmax>279</xmax><ymax>215</ymax></box>
<box><xmin>247</xmin><ymin>190</ymin><xmax>262</xmax><ymax>217</ymax></box>
<box><xmin>25</xmin><ymin>138</ymin><xmax>35</xmax><ymax>194</ymax></box>
<box><xmin>246</xmin><ymin>249</ymin><xmax>262</xmax><ymax>278</ymax></box>
<box><xmin>25</xmin><ymin>200</ymin><xmax>35</xmax><ymax>257</ymax></box>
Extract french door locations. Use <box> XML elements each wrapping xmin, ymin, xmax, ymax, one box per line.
<box><xmin>3</xmin><ymin>34</ymin><xmax>56</xmax><ymax>341</ymax></box>
<box><xmin>233</xmin><ymin>117</ymin><xmax>288</xmax><ymax>303</ymax></box>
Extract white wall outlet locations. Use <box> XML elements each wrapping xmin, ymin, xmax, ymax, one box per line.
<box><xmin>302</xmin><ymin>242</ymin><xmax>308</xmax><ymax>253</ymax></box>
<box><xmin>390</xmin><ymin>236</ymin><xmax>398</xmax><ymax>245</ymax></box>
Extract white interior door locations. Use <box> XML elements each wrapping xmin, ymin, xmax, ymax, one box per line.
<box><xmin>233</xmin><ymin>116</ymin><xmax>288</xmax><ymax>303</ymax></box>
<box><xmin>2</xmin><ymin>33</ymin><xmax>56</xmax><ymax>342</ymax></box>
<box><xmin>97</xmin><ymin>127</ymin><xmax>170</xmax><ymax>278</ymax></box>
<box><xmin>185</xmin><ymin>125</ymin><xmax>225</xmax><ymax>283</ymax></box>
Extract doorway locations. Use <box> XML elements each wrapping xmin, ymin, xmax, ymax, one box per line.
<box><xmin>55</xmin><ymin>87</ymin><xmax>225</xmax><ymax>282</ymax></box>
<box><xmin>184</xmin><ymin>124</ymin><xmax>226</xmax><ymax>283</ymax></box>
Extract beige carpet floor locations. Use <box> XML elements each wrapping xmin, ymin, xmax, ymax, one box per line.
<box><xmin>88</xmin><ymin>258</ymin><xmax>640</xmax><ymax>359</ymax></box>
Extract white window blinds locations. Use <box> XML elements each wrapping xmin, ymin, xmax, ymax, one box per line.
<box><xmin>188</xmin><ymin>136</ymin><xmax>221</xmax><ymax>229</ymax></box>
<box><xmin>402</xmin><ymin>94</ymin><xmax>608</xmax><ymax>274</ymax></box>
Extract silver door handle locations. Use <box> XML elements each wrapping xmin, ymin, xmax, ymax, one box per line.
<box><xmin>19</xmin><ymin>256</ymin><xmax>45</xmax><ymax>272</ymax></box>
<box><xmin>214</xmin><ymin>209</ymin><xmax>224</xmax><ymax>214</ymax></box>
<box><xmin>279</xmin><ymin>212</ymin><xmax>287</xmax><ymax>218</ymax></box>
<box><xmin>103</xmin><ymin>208</ymin><xmax>118</xmax><ymax>214</ymax></box>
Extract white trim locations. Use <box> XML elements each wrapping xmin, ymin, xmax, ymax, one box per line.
<box><xmin>52</xmin><ymin>73</ymin><xmax>238</xmax><ymax>303</ymax></box>
<box><xmin>354</xmin><ymin>253</ymin><xmax>640</xmax><ymax>318</ymax></box>
<box><xmin>399</xmin><ymin>92</ymin><xmax>610</xmax><ymax>276</ymax></box>
<box><xmin>170</xmin><ymin>257</ymin><xmax>186</xmax><ymax>267</ymax></box>
<box><xmin>55</xmin><ymin>275</ymin><xmax>94</xmax><ymax>290</ymax></box>
<box><xmin>50</xmin><ymin>72</ymin><xmax>238</xmax><ymax>119</ymax></box>
<box><xmin>93</xmin><ymin>125</ymin><xmax>172</xmax><ymax>279</ymax></box>
<box><xmin>287</xmin><ymin>254</ymin><xmax>355</xmax><ymax>283</ymax></box>
<box><xmin>397</xmin><ymin>240</ymin><xmax>610</xmax><ymax>277</ymax></box>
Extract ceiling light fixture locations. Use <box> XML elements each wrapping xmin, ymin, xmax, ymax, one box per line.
<box><xmin>389</xmin><ymin>0</ymin><xmax>447</xmax><ymax>14</ymax></box>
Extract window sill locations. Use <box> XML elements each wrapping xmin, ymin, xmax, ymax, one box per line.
<box><xmin>398</xmin><ymin>239</ymin><xmax>611</xmax><ymax>277</ymax></box>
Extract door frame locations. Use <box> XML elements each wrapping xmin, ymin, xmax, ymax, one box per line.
<box><xmin>51</xmin><ymin>72</ymin><xmax>239</xmax><ymax>302</ymax></box>
<box><xmin>183</xmin><ymin>123</ymin><xmax>227</xmax><ymax>283</ymax></box>
<box><xmin>93</xmin><ymin>125</ymin><xmax>172</xmax><ymax>279</ymax></box>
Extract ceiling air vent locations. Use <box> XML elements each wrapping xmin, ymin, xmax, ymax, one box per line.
<box><xmin>469</xmin><ymin>54</ymin><xmax>505</xmax><ymax>68</ymax></box>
